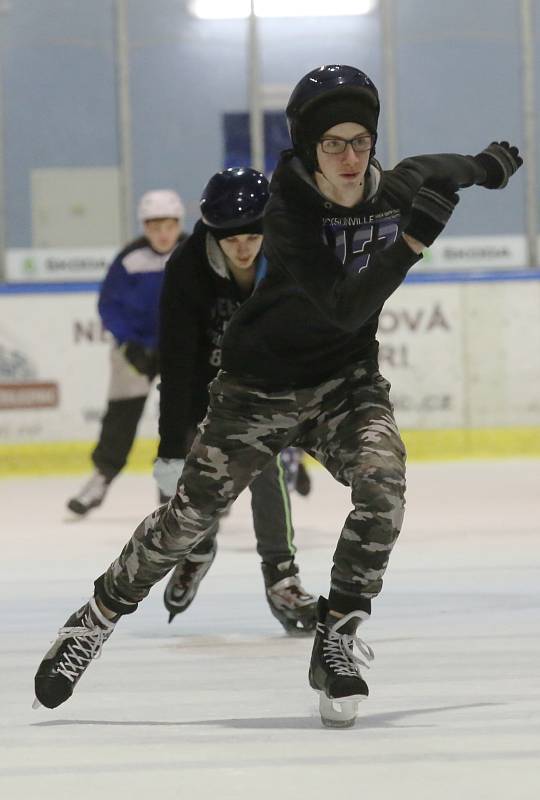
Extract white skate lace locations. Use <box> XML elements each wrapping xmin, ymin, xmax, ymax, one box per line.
<box><xmin>322</xmin><ymin>611</ymin><xmax>374</xmax><ymax>678</ymax></box>
<box><xmin>54</xmin><ymin>622</ymin><xmax>110</xmax><ymax>683</ymax></box>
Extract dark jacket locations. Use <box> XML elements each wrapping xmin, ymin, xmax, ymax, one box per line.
<box><xmin>157</xmin><ymin>221</ymin><xmax>266</xmax><ymax>458</ymax></box>
<box><xmin>221</xmin><ymin>150</ymin><xmax>484</xmax><ymax>390</ymax></box>
<box><xmin>98</xmin><ymin>234</ymin><xmax>188</xmax><ymax>349</ymax></box>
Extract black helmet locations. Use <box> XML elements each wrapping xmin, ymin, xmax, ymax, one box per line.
<box><xmin>200</xmin><ymin>167</ymin><xmax>269</xmax><ymax>236</ymax></box>
<box><xmin>286</xmin><ymin>65</ymin><xmax>380</xmax><ymax>169</ymax></box>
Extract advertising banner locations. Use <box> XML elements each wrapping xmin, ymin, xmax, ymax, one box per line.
<box><xmin>1</xmin><ymin>277</ymin><xmax>540</xmax><ymax>446</ymax></box>
<box><xmin>377</xmin><ymin>284</ymin><xmax>464</xmax><ymax>429</ymax></box>
<box><xmin>0</xmin><ymin>291</ymin><xmax>159</xmax><ymax>444</ymax></box>
<box><xmin>379</xmin><ymin>276</ymin><xmax>540</xmax><ymax>429</ymax></box>
<box><xmin>425</xmin><ymin>235</ymin><xmax>526</xmax><ymax>270</ymax></box>
<box><xmin>6</xmin><ymin>248</ymin><xmax>116</xmax><ymax>283</ymax></box>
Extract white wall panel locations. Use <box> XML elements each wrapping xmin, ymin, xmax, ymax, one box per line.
<box><xmin>1</xmin><ymin>279</ymin><xmax>539</xmax><ymax>444</ymax></box>
<box><xmin>0</xmin><ymin>292</ymin><xmax>159</xmax><ymax>443</ymax></box>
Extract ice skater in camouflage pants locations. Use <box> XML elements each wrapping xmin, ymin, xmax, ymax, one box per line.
<box><xmin>34</xmin><ymin>64</ymin><xmax>522</xmax><ymax>727</ymax></box>
<box><xmin>153</xmin><ymin>167</ymin><xmax>316</xmax><ymax>632</ymax></box>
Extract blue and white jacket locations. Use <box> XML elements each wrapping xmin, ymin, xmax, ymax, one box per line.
<box><xmin>98</xmin><ymin>234</ymin><xmax>188</xmax><ymax>349</ymax></box>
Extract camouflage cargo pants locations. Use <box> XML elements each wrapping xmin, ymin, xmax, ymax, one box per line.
<box><xmin>95</xmin><ymin>360</ymin><xmax>406</xmax><ymax>616</ymax></box>
<box><xmin>178</xmin><ymin>427</ymin><xmax>297</xmax><ymax>565</ymax></box>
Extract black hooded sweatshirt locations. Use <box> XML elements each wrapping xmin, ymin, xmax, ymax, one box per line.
<box><xmin>157</xmin><ymin>221</ymin><xmax>266</xmax><ymax>458</ymax></box>
<box><xmin>221</xmin><ymin>149</ymin><xmax>485</xmax><ymax>390</ymax></box>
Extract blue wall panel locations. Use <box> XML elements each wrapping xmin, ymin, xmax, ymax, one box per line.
<box><xmin>0</xmin><ymin>0</ymin><xmax>535</xmax><ymax>244</ymax></box>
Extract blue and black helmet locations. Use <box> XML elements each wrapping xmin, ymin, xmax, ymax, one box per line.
<box><xmin>286</xmin><ymin>65</ymin><xmax>380</xmax><ymax>169</ymax></box>
<box><xmin>200</xmin><ymin>167</ymin><xmax>269</xmax><ymax>238</ymax></box>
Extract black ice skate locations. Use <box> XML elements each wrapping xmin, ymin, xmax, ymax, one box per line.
<box><xmin>67</xmin><ymin>471</ymin><xmax>110</xmax><ymax>516</ymax></box>
<box><xmin>33</xmin><ymin>598</ymin><xmax>116</xmax><ymax>709</ymax></box>
<box><xmin>164</xmin><ymin>539</ymin><xmax>217</xmax><ymax>622</ymax></box>
<box><xmin>262</xmin><ymin>560</ymin><xmax>317</xmax><ymax>635</ymax></box>
<box><xmin>309</xmin><ymin>596</ymin><xmax>374</xmax><ymax>728</ymax></box>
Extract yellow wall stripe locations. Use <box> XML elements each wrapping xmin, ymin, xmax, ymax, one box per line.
<box><xmin>1</xmin><ymin>428</ymin><xmax>540</xmax><ymax>478</ymax></box>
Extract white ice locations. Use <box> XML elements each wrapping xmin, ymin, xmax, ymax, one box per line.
<box><xmin>1</xmin><ymin>460</ymin><xmax>539</xmax><ymax>800</ymax></box>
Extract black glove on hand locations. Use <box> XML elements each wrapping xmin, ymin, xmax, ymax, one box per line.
<box><xmin>405</xmin><ymin>180</ymin><xmax>460</xmax><ymax>248</ymax></box>
<box><xmin>123</xmin><ymin>342</ymin><xmax>158</xmax><ymax>379</ymax></box>
<box><xmin>474</xmin><ymin>141</ymin><xmax>523</xmax><ymax>189</ymax></box>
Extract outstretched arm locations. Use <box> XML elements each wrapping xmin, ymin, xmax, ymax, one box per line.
<box><xmin>392</xmin><ymin>141</ymin><xmax>522</xmax><ymax>196</ymax></box>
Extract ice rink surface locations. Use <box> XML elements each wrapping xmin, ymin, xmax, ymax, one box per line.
<box><xmin>1</xmin><ymin>459</ymin><xmax>539</xmax><ymax>799</ymax></box>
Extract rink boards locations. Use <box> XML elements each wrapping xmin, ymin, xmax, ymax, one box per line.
<box><xmin>1</xmin><ymin>271</ymin><xmax>540</xmax><ymax>474</ymax></box>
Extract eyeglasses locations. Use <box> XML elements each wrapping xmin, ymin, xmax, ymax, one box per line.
<box><xmin>319</xmin><ymin>135</ymin><xmax>373</xmax><ymax>155</ymax></box>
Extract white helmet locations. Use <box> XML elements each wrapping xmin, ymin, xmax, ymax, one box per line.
<box><xmin>137</xmin><ymin>190</ymin><xmax>185</xmax><ymax>223</ymax></box>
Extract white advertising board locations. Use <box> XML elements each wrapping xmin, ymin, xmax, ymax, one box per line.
<box><xmin>6</xmin><ymin>248</ymin><xmax>116</xmax><ymax>282</ymax></box>
<box><xmin>1</xmin><ymin>278</ymin><xmax>540</xmax><ymax>445</ymax></box>
<box><xmin>5</xmin><ymin>237</ymin><xmax>531</xmax><ymax>284</ymax></box>
<box><xmin>424</xmin><ymin>235</ymin><xmax>527</xmax><ymax>270</ymax></box>
<box><xmin>0</xmin><ymin>291</ymin><xmax>159</xmax><ymax>443</ymax></box>
<box><xmin>379</xmin><ymin>276</ymin><xmax>540</xmax><ymax>429</ymax></box>
<box><xmin>377</xmin><ymin>283</ymin><xmax>465</xmax><ymax>429</ymax></box>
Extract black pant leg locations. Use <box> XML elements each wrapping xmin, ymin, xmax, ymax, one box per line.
<box><xmin>249</xmin><ymin>455</ymin><xmax>296</xmax><ymax>564</ymax></box>
<box><xmin>92</xmin><ymin>395</ymin><xmax>147</xmax><ymax>481</ymax></box>
<box><xmin>96</xmin><ymin>373</ymin><xmax>297</xmax><ymax>611</ymax></box>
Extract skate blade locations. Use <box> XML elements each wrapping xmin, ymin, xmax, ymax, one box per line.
<box><xmin>166</xmin><ymin>599</ymin><xmax>191</xmax><ymax>623</ymax></box>
<box><xmin>318</xmin><ymin>692</ymin><xmax>365</xmax><ymax>728</ymax></box>
<box><xmin>284</xmin><ymin>623</ymin><xmax>316</xmax><ymax>637</ymax></box>
<box><xmin>32</xmin><ymin>697</ymin><xmax>42</xmax><ymax>710</ymax></box>
<box><xmin>270</xmin><ymin>607</ymin><xmax>317</xmax><ymax>636</ymax></box>
<box><xmin>63</xmin><ymin>509</ymin><xmax>88</xmax><ymax>523</ymax></box>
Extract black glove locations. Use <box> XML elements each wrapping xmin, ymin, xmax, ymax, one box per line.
<box><xmin>474</xmin><ymin>141</ymin><xmax>523</xmax><ymax>189</ymax></box>
<box><xmin>123</xmin><ymin>342</ymin><xmax>158</xmax><ymax>379</ymax></box>
<box><xmin>405</xmin><ymin>180</ymin><xmax>460</xmax><ymax>247</ymax></box>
